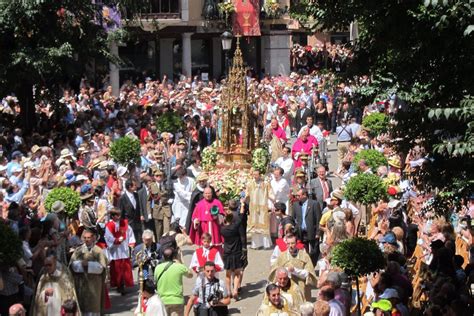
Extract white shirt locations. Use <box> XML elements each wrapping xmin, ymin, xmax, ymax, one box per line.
<box><xmin>125</xmin><ymin>190</ymin><xmax>136</xmax><ymax>209</ymax></box>
<box><xmin>270</xmin><ymin>177</ymin><xmax>290</xmax><ymax>205</ymax></box>
<box><xmin>298</xmin><ymin>124</ymin><xmax>323</xmax><ymax>143</ymax></box>
<box><xmin>328</xmin><ymin>298</ymin><xmax>345</xmax><ymax>316</ymax></box>
<box><xmin>274</xmin><ymin>156</ymin><xmax>295</xmax><ymax>183</ymax></box>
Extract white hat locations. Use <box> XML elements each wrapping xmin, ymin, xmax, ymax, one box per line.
<box><xmin>332</xmin><ymin>210</ymin><xmax>346</xmax><ymax>222</ymax></box>
<box><xmin>379</xmin><ymin>288</ymin><xmax>399</xmax><ymax>299</ymax></box>
<box><xmin>75</xmin><ymin>174</ymin><xmax>89</xmax><ymax>182</ymax></box>
<box><xmin>388</xmin><ymin>199</ymin><xmax>401</xmax><ymax>209</ymax></box>
<box><xmin>117</xmin><ymin>166</ymin><xmax>128</xmax><ymax>177</ymax></box>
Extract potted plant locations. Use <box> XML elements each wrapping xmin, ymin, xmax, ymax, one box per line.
<box><xmin>217</xmin><ymin>1</ymin><xmax>235</xmax><ymax>24</ymax></box>
<box><xmin>263</xmin><ymin>0</ymin><xmax>283</xmax><ymax>19</ymax></box>
<box><xmin>331</xmin><ymin>237</ymin><xmax>385</xmax><ymax>316</ymax></box>
<box><xmin>109</xmin><ymin>136</ymin><xmax>141</xmax><ymax>166</ymax></box>
<box><xmin>45</xmin><ymin>187</ymin><xmax>82</xmax><ymax>217</ymax></box>
<box><xmin>352</xmin><ymin>149</ymin><xmax>387</xmax><ymax>172</ymax></box>
<box><xmin>362</xmin><ymin>112</ymin><xmax>389</xmax><ymax>136</ymax></box>
<box><xmin>344</xmin><ymin>173</ymin><xmax>388</xmax><ymax>234</ymax></box>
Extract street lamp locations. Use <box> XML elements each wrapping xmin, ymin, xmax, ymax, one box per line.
<box><xmin>221</xmin><ymin>31</ymin><xmax>233</xmax><ymax>77</ymax></box>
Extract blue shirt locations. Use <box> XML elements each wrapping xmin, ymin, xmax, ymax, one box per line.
<box><xmin>301</xmin><ymin>200</ymin><xmax>308</xmax><ymax>231</ymax></box>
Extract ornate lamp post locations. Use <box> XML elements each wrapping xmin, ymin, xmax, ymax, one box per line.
<box><xmin>221</xmin><ymin>31</ymin><xmax>233</xmax><ymax>77</ymax></box>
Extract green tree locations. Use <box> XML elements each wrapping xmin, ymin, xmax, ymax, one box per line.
<box><xmin>0</xmin><ymin>0</ymin><xmax>149</xmax><ymax>132</ymax></box>
<box><xmin>110</xmin><ymin>136</ymin><xmax>141</xmax><ymax>165</ymax></box>
<box><xmin>331</xmin><ymin>238</ymin><xmax>385</xmax><ymax>316</ymax></box>
<box><xmin>353</xmin><ymin>149</ymin><xmax>388</xmax><ymax>172</ymax></box>
<box><xmin>291</xmin><ymin>0</ymin><xmax>474</xmax><ymax>196</ymax></box>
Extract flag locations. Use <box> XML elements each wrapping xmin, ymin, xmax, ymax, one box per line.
<box><xmin>233</xmin><ymin>0</ymin><xmax>261</xmax><ymax>36</ymax></box>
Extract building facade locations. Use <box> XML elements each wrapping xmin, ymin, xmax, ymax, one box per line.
<box><xmin>114</xmin><ymin>0</ymin><xmax>349</xmax><ymax>85</ymax></box>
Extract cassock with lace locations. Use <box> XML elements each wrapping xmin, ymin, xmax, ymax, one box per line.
<box><xmin>105</xmin><ymin>218</ymin><xmax>135</xmax><ymax>290</ymax></box>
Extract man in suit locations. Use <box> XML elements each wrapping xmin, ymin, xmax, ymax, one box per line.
<box><xmin>149</xmin><ymin>169</ymin><xmax>172</xmax><ymax>240</ymax></box>
<box><xmin>294</xmin><ymin>101</ymin><xmax>313</xmax><ymax>134</ymax></box>
<box><xmin>137</xmin><ymin>174</ymin><xmax>154</xmax><ymax>233</ymax></box>
<box><xmin>198</xmin><ymin>117</ymin><xmax>216</xmax><ymax>150</ymax></box>
<box><xmin>309</xmin><ymin>165</ymin><xmax>333</xmax><ymax>211</ymax></box>
<box><xmin>119</xmin><ymin>179</ymin><xmax>142</xmax><ymax>244</ymax></box>
<box><xmin>292</xmin><ymin>188</ymin><xmax>321</xmax><ymax>265</ymax></box>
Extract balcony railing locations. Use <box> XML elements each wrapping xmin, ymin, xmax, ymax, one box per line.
<box><xmin>139</xmin><ymin>0</ymin><xmax>180</xmax><ymax>19</ymax></box>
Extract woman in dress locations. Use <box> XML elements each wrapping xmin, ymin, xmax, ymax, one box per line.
<box><xmin>220</xmin><ymin>212</ymin><xmax>244</xmax><ymax>300</ymax></box>
<box><xmin>314</xmin><ymin>100</ymin><xmax>329</xmax><ymax>131</ymax></box>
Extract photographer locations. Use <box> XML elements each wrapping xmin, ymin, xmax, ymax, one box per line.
<box><xmin>184</xmin><ymin>261</ymin><xmax>230</xmax><ymax>316</ymax></box>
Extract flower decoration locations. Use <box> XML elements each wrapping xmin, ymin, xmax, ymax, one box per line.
<box><xmin>263</xmin><ymin>0</ymin><xmax>283</xmax><ymax>19</ymax></box>
<box><xmin>252</xmin><ymin>147</ymin><xmax>270</xmax><ymax>174</ymax></box>
<box><xmin>201</xmin><ymin>144</ymin><xmax>218</xmax><ymax>171</ymax></box>
<box><xmin>207</xmin><ymin>168</ymin><xmax>251</xmax><ymax>205</ymax></box>
<box><xmin>218</xmin><ymin>1</ymin><xmax>236</xmax><ymax>22</ymax></box>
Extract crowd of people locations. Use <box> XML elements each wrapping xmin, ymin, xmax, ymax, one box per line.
<box><xmin>0</xmin><ymin>66</ymin><xmax>473</xmax><ymax>316</ymax></box>
<box><xmin>290</xmin><ymin>43</ymin><xmax>353</xmax><ymax>75</ymax></box>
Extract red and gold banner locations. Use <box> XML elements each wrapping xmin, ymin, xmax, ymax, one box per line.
<box><xmin>233</xmin><ymin>0</ymin><xmax>261</xmax><ymax>36</ymax></box>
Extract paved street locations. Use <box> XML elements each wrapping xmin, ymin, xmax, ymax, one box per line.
<box><xmin>108</xmin><ymin>135</ymin><xmax>341</xmax><ymax>315</ymax></box>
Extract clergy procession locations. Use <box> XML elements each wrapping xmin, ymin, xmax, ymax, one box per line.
<box><xmin>1</xmin><ymin>6</ymin><xmax>474</xmax><ymax>315</ymax></box>
<box><xmin>1</xmin><ymin>64</ymin><xmax>473</xmax><ymax>315</ymax></box>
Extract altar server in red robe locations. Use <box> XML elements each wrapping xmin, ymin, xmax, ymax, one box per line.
<box><xmin>189</xmin><ymin>232</ymin><xmax>224</xmax><ymax>274</ymax></box>
<box><xmin>105</xmin><ymin>208</ymin><xmax>135</xmax><ymax>295</ymax></box>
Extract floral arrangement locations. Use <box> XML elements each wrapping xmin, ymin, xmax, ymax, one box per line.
<box><xmin>110</xmin><ymin>136</ymin><xmax>141</xmax><ymax>165</ymax></box>
<box><xmin>218</xmin><ymin>1</ymin><xmax>235</xmax><ymax>21</ymax></box>
<box><xmin>45</xmin><ymin>187</ymin><xmax>82</xmax><ymax>217</ymax></box>
<box><xmin>252</xmin><ymin>147</ymin><xmax>270</xmax><ymax>174</ymax></box>
<box><xmin>0</xmin><ymin>222</ymin><xmax>22</xmax><ymax>267</ymax></box>
<box><xmin>353</xmin><ymin>149</ymin><xmax>387</xmax><ymax>172</ymax></box>
<box><xmin>201</xmin><ymin>145</ymin><xmax>218</xmax><ymax>171</ymax></box>
<box><xmin>362</xmin><ymin>112</ymin><xmax>389</xmax><ymax>136</ymax></box>
<box><xmin>263</xmin><ymin>0</ymin><xmax>283</xmax><ymax>19</ymax></box>
<box><xmin>207</xmin><ymin>168</ymin><xmax>251</xmax><ymax>205</ymax></box>
<box><xmin>344</xmin><ymin>173</ymin><xmax>388</xmax><ymax>206</ymax></box>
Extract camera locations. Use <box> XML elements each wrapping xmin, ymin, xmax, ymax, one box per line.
<box><xmin>207</xmin><ymin>291</ymin><xmax>223</xmax><ymax>305</ymax></box>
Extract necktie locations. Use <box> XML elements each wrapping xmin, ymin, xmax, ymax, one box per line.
<box><xmin>207</xmin><ymin>128</ymin><xmax>211</xmax><ymax>145</ymax></box>
<box><xmin>321</xmin><ymin>179</ymin><xmax>329</xmax><ymax>200</ymax></box>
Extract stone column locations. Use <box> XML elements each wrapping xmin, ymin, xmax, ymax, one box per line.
<box><xmin>109</xmin><ymin>41</ymin><xmax>120</xmax><ymax>96</ymax></box>
<box><xmin>263</xmin><ymin>31</ymin><xmax>291</xmax><ymax>76</ymax></box>
<box><xmin>181</xmin><ymin>33</ymin><xmax>193</xmax><ymax>78</ymax></box>
<box><xmin>181</xmin><ymin>0</ymin><xmax>189</xmax><ymax>21</ymax></box>
<box><xmin>212</xmin><ymin>37</ymin><xmax>222</xmax><ymax>79</ymax></box>
<box><xmin>159</xmin><ymin>38</ymin><xmax>174</xmax><ymax>79</ymax></box>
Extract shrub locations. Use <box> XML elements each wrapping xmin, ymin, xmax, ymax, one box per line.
<box><xmin>45</xmin><ymin>187</ymin><xmax>81</xmax><ymax>217</ymax></box>
<box><xmin>331</xmin><ymin>237</ymin><xmax>385</xmax><ymax>277</ymax></box>
<box><xmin>345</xmin><ymin>173</ymin><xmax>388</xmax><ymax>205</ymax></box>
<box><xmin>353</xmin><ymin>149</ymin><xmax>387</xmax><ymax>171</ymax></box>
<box><xmin>0</xmin><ymin>222</ymin><xmax>22</xmax><ymax>268</ymax></box>
<box><xmin>155</xmin><ymin>112</ymin><xmax>184</xmax><ymax>134</ymax></box>
<box><xmin>362</xmin><ymin>112</ymin><xmax>389</xmax><ymax>136</ymax></box>
<box><xmin>109</xmin><ymin>136</ymin><xmax>141</xmax><ymax>165</ymax></box>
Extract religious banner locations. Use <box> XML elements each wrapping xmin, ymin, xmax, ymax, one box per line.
<box><xmin>233</xmin><ymin>0</ymin><xmax>261</xmax><ymax>36</ymax></box>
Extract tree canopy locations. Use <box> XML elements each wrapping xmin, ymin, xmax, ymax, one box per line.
<box><xmin>0</xmin><ymin>0</ymin><xmax>149</xmax><ymax>130</ymax></box>
<box><xmin>291</xmin><ymin>0</ymin><xmax>474</xmax><ymax>198</ymax></box>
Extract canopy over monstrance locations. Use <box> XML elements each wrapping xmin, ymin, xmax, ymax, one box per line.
<box><xmin>216</xmin><ymin>37</ymin><xmax>258</xmax><ymax>167</ymax></box>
